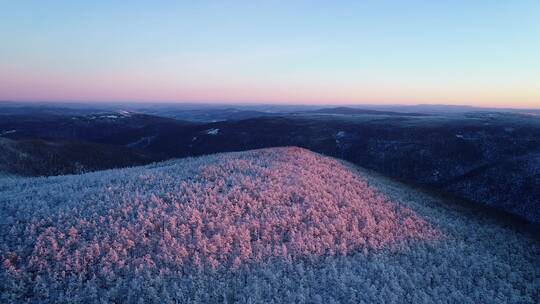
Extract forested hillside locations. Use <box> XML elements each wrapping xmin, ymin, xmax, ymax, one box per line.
<box><xmin>1</xmin><ymin>147</ymin><xmax>538</xmax><ymax>303</ymax></box>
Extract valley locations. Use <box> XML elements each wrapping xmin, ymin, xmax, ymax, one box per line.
<box><xmin>1</xmin><ymin>103</ymin><xmax>539</xmax><ymax>225</ymax></box>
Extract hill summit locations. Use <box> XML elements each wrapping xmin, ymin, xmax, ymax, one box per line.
<box><xmin>1</xmin><ymin>147</ymin><xmax>538</xmax><ymax>303</ymax></box>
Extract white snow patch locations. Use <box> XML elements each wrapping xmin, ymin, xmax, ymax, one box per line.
<box><xmin>335</xmin><ymin>131</ymin><xmax>347</xmax><ymax>145</ymax></box>
<box><xmin>101</xmin><ymin>115</ymin><xmax>119</xmax><ymax>119</ymax></box>
<box><xmin>118</xmin><ymin>110</ymin><xmax>132</xmax><ymax>117</ymax></box>
<box><xmin>205</xmin><ymin>128</ymin><xmax>219</xmax><ymax>135</ymax></box>
<box><xmin>1</xmin><ymin>130</ymin><xmax>16</xmax><ymax>136</ymax></box>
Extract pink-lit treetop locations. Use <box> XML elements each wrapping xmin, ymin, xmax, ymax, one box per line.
<box><xmin>2</xmin><ymin>147</ymin><xmax>441</xmax><ymax>280</ymax></box>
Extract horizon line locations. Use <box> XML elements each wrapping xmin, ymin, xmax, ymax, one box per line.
<box><xmin>1</xmin><ymin>99</ymin><xmax>539</xmax><ymax>110</ymax></box>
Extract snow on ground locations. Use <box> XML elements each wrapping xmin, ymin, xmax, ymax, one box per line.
<box><xmin>86</xmin><ymin>113</ymin><xmax>131</xmax><ymax>120</ymax></box>
<box><xmin>118</xmin><ymin>110</ymin><xmax>132</xmax><ymax>117</ymax></box>
<box><xmin>0</xmin><ymin>130</ymin><xmax>16</xmax><ymax>136</ymax></box>
<box><xmin>205</xmin><ymin>128</ymin><xmax>219</xmax><ymax>135</ymax></box>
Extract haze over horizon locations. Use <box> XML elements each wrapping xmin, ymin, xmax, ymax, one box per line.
<box><xmin>1</xmin><ymin>1</ymin><xmax>539</xmax><ymax>108</ymax></box>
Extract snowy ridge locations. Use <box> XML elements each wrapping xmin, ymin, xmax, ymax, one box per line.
<box><xmin>0</xmin><ymin>147</ymin><xmax>539</xmax><ymax>303</ymax></box>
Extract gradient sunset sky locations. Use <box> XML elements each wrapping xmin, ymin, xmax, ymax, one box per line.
<box><xmin>1</xmin><ymin>1</ymin><xmax>539</xmax><ymax>108</ymax></box>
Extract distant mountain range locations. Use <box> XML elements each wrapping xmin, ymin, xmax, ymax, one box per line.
<box><xmin>306</xmin><ymin>106</ymin><xmax>430</xmax><ymax>116</ymax></box>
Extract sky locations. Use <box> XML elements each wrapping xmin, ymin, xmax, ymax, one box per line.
<box><xmin>1</xmin><ymin>1</ymin><xmax>539</xmax><ymax>108</ymax></box>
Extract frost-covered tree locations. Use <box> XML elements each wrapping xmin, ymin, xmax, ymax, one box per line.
<box><xmin>0</xmin><ymin>147</ymin><xmax>538</xmax><ymax>303</ymax></box>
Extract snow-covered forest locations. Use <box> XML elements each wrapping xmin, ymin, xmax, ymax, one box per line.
<box><xmin>1</xmin><ymin>147</ymin><xmax>539</xmax><ymax>303</ymax></box>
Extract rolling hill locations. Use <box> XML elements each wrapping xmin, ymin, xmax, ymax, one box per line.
<box><xmin>1</xmin><ymin>147</ymin><xmax>538</xmax><ymax>303</ymax></box>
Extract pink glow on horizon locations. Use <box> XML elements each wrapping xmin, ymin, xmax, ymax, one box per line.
<box><xmin>1</xmin><ymin>64</ymin><xmax>538</xmax><ymax>109</ymax></box>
